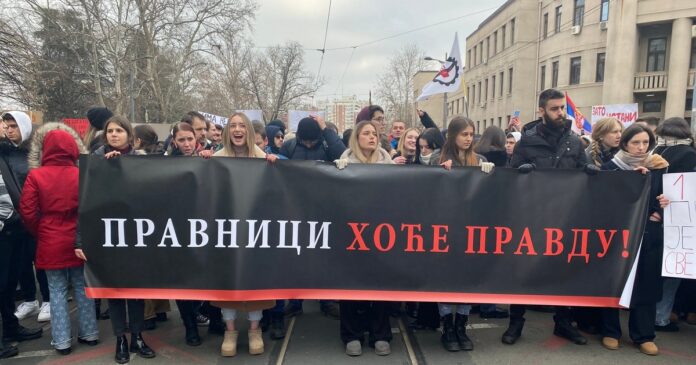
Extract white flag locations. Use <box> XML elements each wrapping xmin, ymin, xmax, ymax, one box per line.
<box><xmin>416</xmin><ymin>33</ymin><xmax>463</xmax><ymax>101</ymax></box>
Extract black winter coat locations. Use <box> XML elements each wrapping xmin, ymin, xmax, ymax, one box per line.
<box><xmin>280</xmin><ymin>128</ymin><xmax>346</xmax><ymax>161</ymax></box>
<box><xmin>654</xmin><ymin>144</ymin><xmax>696</xmax><ymax>174</ymax></box>
<box><xmin>481</xmin><ymin>150</ymin><xmax>508</xmax><ymax>168</ymax></box>
<box><xmin>510</xmin><ymin>119</ymin><xmax>587</xmax><ymax>169</ymax></box>
<box><xmin>602</xmin><ymin>160</ymin><xmax>666</xmax><ymax>305</ymax></box>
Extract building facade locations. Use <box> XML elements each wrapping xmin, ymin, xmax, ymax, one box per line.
<box><xmin>461</xmin><ymin>0</ymin><xmax>696</xmax><ymax>130</ymax></box>
<box><xmin>319</xmin><ymin>96</ymin><xmax>368</xmax><ymax>133</ymax></box>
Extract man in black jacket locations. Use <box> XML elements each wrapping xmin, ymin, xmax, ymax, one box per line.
<box><xmin>280</xmin><ymin>115</ymin><xmax>345</xmax><ymax>162</ymax></box>
<box><xmin>503</xmin><ymin>89</ymin><xmax>595</xmax><ymax>346</ymax></box>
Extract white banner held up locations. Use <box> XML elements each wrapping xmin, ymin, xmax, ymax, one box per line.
<box><xmin>662</xmin><ymin>172</ymin><xmax>696</xmax><ymax>279</ymax></box>
<box><xmin>236</xmin><ymin>109</ymin><xmax>264</xmax><ymax>122</ymax></box>
<box><xmin>416</xmin><ymin>33</ymin><xmax>462</xmax><ymax>101</ymax></box>
<box><xmin>288</xmin><ymin>110</ymin><xmax>326</xmax><ymax>132</ymax></box>
<box><xmin>199</xmin><ymin>112</ymin><xmax>229</xmax><ymax>126</ymax></box>
<box><xmin>590</xmin><ymin>104</ymin><xmax>639</xmax><ymax>127</ymax></box>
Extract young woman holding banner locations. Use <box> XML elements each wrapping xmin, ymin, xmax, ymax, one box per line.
<box><xmin>600</xmin><ymin>123</ymin><xmax>669</xmax><ymax>356</ymax></box>
<box><xmin>212</xmin><ymin>112</ymin><xmax>276</xmax><ymax>357</ymax></box>
<box><xmin>78</xmin><ymin>115</ymin><xmax>156</xmax><ymax>364</ymax></box>
<box><xmin>334</xmin><ymin>120</ymin><xmax>394</xmax><ymax>356</ymax></box>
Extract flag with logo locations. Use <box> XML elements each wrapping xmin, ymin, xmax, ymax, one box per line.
<box><xmin>417</xmin><ymin>33</ymin><xmax>463</xmax><ymax>101</ymax></box>
<box><xmin>566</xmin><ymin>92</ymin><xmax>592</xmax><ymax>135</ymax></box>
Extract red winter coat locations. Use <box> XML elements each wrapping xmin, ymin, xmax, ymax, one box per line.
<box><xmin>20</xmin><ymin>129</ymin><xmax>82</xmax><ymax>270</ymax></box>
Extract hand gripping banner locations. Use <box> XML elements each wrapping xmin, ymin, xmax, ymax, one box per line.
<box><xmin>79</xmin><ymin>156</ymin><xmax>650</xmax><ymax>307</ymax></box>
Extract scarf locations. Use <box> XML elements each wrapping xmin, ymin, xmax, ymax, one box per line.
<box><xmin>611</xmin><ymin>150</ymin><xmax>669</xmax><ymax>171</ymax></box>
<box><xmin>420</xmin><ymin>152</ymin><xmax>432</xmax><ymax>165</ymax></box>
<box><xmin>656</xmin><ymin>137</ymin><xmax>693</xmax><ymax>147</ymax></box>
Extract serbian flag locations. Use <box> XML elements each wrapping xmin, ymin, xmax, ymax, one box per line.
<box><xmin>565</xmin><ymin>92</ymin><xmax>592</xmax><ymax>135</ymax></box>
<box><xmin>417</xmin><ymin>33</ymin><xmax>463</xmax><ymax>101</ymax></box>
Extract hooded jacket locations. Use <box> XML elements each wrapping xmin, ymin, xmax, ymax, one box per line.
<box><xmin>279</xmin><ymin>126</ymin><xmax>346</xmax><ymax>161</ymax></box>
<box><xmin>0</xmin><ymin>111</ymin><xmax>33</xmax><ymax>190</ymax></box>
<box><xmin>20</xmin><ymin>124</ymin><xmax>86</xmax><ymax>270</ymax></box>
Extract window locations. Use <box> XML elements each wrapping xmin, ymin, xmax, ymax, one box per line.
<box><xmin>499</xmin><ymin>71</ymin><xmax>504</xmax><ymax>96</ymax></box>
<box><xmin>540</xmin><ymin>65</ymin><xmax>546</xmax><ymax>89</ymax></box>
<box><xmin>486</xmin><ymin>36</ymin><xmax>490</xmax><ymax>60</ymax></box>
<box><xmin>492</xmin><ymin>75</ymin><xmax>496</xmax><ymax>99</ymax></box>
<box><xmin>691</xmin><ymin>38</ymin><xmax>696</xmax><ymax>69</ymax></box>
<box><xmin>596</xmin><ymin>53</ymin><xmax>605</xmax><ymax>82</ymax></box>
<box><xmin>573</xmin><ymin>0</ymin><xmax>584</xmax><ymax>26</ymax></box>
<box><xmin>478</xmin><ymin>81</ymin><xmax>482</xmax><ymax>103</ymax></box>
<box><xmin>467</xmin><ymin>50</ymin><xmax>471</xmax><ymax>67</ymax></box>
<box><xmin>647</xmin><ymin>38</ymin><xmax>667</xmax><ymax>72</ymax></box>
<box><xmin>543</xmin><ymin>13</ymin><xmax>549</xmax><ymax>39</ymax></box>
<box><xmin>508</xmin><ymin>67</ymin><xmax>513</xmax><ymax>94</ymax></box>
<box><xmin>498</xmin><ymin>117</ymin><xmax>503</xmax><ymax>127</ymax></box>
<box><xmin>493</xmin><ymin>31</ymin><xmax>497</xmax><ymax>55</ymax></box>
<box><xmin>473</xmin><ymin>46</ymin><xmax>477</xmax><ymax>66</ymax></box>
<box><xmin>485</xmin><ymin>79</ymin><xmax>489</xmax><ymax>100</ymax></box>
<box><xmin>479</xmin><ymin>41</ymin><xmax>483</xmax><ymax>64</ymax></box>
<box><xmin>471</xmin><ymin>85</ymin><xmax>476</xmax><ymax>104</ymax></box>
<box><xmin>552</xmin><ymin>61</ymin><xmax>559</xmax><ymax>87</ymax></box>
<box><xmin>555</xmin><ymin>6</ymin><xmax>562</xmax><ymax>33</ymax></box>
<box><xmin>511</xmin><ymin>18</ymin><xmax>515</xmax><ymax>44</ymax></box>
<box><xmin>570</xmin><ymin>57</ymin><xmax>581</xmax><ymax>85</ymax></box>
<box><xmin>600</xmin><ymin>0</ymin><xmax>609</xmax><ymax>22</ymax></box>
<box><xmin>643</xmin><ymin>101</ymin><xmax>661</xmax><ymax>113</ymax></box>
<box><xmin>502</xmin><ymin>25</ymin><xmax>506</xmax><ymax>49</ymax></box>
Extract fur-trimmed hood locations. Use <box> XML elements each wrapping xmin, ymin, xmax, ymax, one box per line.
<box><xmin>28</xmin><ymin>122</ymin><xmax>88</xmax><ymax>170</ymax></box>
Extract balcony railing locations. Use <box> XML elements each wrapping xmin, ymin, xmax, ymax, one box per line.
<box><xmin>634</xmin><ymin>71</ymin><xmax>667</xmax><ymax>91</ymax></box>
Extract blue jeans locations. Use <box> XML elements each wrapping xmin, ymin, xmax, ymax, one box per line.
<box><xmin>438</xmin><ymin>303</ymin><xmax>472</xmax><ymax>316</ymax></box>
<box><xmin>45</xmin><ymin>267</ymin><xmax>99</xmax><ymax>349</ymax></box>
<box><xmin>655</xmin><ymin>277</ymin><xmax>681</xmax><ymax>326</ymax></box>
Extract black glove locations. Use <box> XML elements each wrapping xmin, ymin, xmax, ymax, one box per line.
<box><xmin>518</xmin><ymin>163</ymin><xmax>535</xmax><ymax>174</ymax></box>
<box><xmin>584</xmin><ymin>163</ymin><xmax>601</xmax><ymax>175</ymax></box>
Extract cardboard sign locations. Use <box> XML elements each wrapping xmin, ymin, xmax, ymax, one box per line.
<box><xmin>662</xmin><ymin>172</ymin><xmax>696</xmax><ymax>279</ymax></box>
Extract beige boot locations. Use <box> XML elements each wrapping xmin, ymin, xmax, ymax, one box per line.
<box><xmin>221</xmin><ymin>330</ymin><xmax>238</xmax><ymax>357</ymax></box>
<box><xmin>248</xmin><ymin>328</ymin><xmax>264</xmax><ymax>355</ymax></box>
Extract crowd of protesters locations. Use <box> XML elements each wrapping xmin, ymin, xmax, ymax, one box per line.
<box><xmin>1</xmin><ymin>87</ymin><xmax>695</xmax><ymax>362</ymax></box>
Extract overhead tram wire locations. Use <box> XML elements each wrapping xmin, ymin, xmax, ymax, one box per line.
<box><xmin>315</xmin><ymin>0</ymin><xmax>333</xmax><ymax>82</ymax></box>
<box><xmin>334</xmin><ymin>47</ymin><xmax>357</xmax><ymax>96</ymax></box>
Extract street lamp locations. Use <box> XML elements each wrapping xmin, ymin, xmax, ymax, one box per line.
<box><xmin>424</xmin><ymin>56</ymin><xmax>448</xmax><ymax>128</ymax></box>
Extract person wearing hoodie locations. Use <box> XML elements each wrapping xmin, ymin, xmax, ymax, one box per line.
<box><xmin>264</xmin><ymin>125</ymin><xmax>287</xmax><ymax>159</ymax></box>
<box><xmin>0</xmin><ymin>111</ymin><xmax>43</xmax><ymax>347</ymax></box>
<box><xmin>19</xmin><ymin>124</ymin><xmax>98</xmax><ymax>356</ymax></box>
<box><xmin>505</xmin><ymin>132</ymin><xmax>521</xmax><ymax>166</ymax></box>
<box><xmin>280</xmin><ymin>115</ymin><xmax>345</xmax><ymax>161</ymax></box>
<box><xmin>334</xmin><ymin>120</ymin><xmax>393</xmax><ymax>357</ymax></box>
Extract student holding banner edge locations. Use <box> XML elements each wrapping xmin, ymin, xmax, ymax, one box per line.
<box><xmin>78</xmin><ymin>115</ymin><xmax>156</xmax><ymax>364</ymax></box>
<box><xmin>599</xmin><ymin>123</ymin><xmax>670</xmax><ymax>356</ymax></box>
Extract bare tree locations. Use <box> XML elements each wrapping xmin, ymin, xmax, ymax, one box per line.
<box><xmin>374</xmin><ymin>43</ymin><xmax>426</xmax><ymax>127</ymax></box>
<box><xmin>0</xmin><ymin>23</ymin><xmax>40</xmax><ymax>108</ymax></box>
<box><xmin>243</xmin><ymin>42</ymin><xmax>322</xmax><ymax>121</ymax></box>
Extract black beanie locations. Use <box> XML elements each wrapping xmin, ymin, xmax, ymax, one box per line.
<box><xmin>86</xmin><ymin>107</ymin><xmax>113</xmax><ymax>130</ymax></box>
<box><xmin>267</xmin><ymin>119</ymin><xmax>286</xmax><ymax>134</ymax></box>
<box><xmin>297</xmin><ymin>117</ymin><xmax>322</xmax><ymax>141</ymax></box>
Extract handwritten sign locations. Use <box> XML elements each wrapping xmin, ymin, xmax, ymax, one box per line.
<box><xmin>662</xmin><ymin>172</ymin><xmax>696</xmax><ymax>279</ymax></box>
<box><xmin>288</xmin><ymin>110</ymin><xmax>326</xmax><ymax>132</ymax></box>
<box><xmin>591</xmin><ymin>104</ymin><xmax>638</xmax><ymax>127</ymax></box>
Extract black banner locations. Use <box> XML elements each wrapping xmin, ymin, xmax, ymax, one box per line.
<box><xmin>79</xmin><ymin>155</ymin><xmax>650</xmax><ymax>307</ymax></box>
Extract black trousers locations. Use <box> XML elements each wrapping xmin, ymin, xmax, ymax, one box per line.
<box><xmin>108</xmin><ymin>299</ymin><xmax>145</xmax><ymax>337</ymax></box>
<box><xmin>18</xmin><ymin>238</ymin><xmax>49</xmax><ymax>302</ymax></box>
<box><xmin>601</xmin><ymin>304</ymin><xmax>656</xmax><ymax>344</ymax></box>
<box><xmin>510</xmin><ymin>304</ymin><xmax>574</xmax><ymax>323</ymax></box>
<box><xmin>0</xmin><ymin>230</ymin><xmax>24</xmax><ymax>335</ymax></box>
<box><xmin>340</xmin><ymin>301</ymin><xmax>392</xmax><ymax>344</ymax></box>
<box><xmin>176</xmin><ymin>300</ymin><xmax>196</xmax><ymax>325</ymax></box>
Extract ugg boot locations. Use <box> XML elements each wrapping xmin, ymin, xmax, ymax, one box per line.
<box><xmin>248</xmin><ymin>328</ymin><xmax>264</xmax><ymax>355</ymax></box>
<box><xmin>221</xmin><ymin>330</ymin><xmax>238</xmax><ymax>357</ymax></box>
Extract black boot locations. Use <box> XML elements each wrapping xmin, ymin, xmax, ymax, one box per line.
<box><xmin>130</xmin><ymin>333</ymin><xmax>156</xmax><ymax>358</ymax></box>
<box><xmin>0</xmin><ymin>342</ymin><xmax>19</xmax><ymax>359</ymax></box>
<box><xmin>183</xmin><ymin>313</ymin><xmax>201</xmax><ymax>346</ymax></box>
<box><xmin>455</xmin><ymin>314</ymin><xmax>473</xmax><ymax>351</ymax></box>
<box><xmin>2</xmin><ymin>325</ymin><xmax>42</xmax><ymax>342</ymax></box>
<box><xmin>260</xmin><ymin>310</ymin><xmax>270</xmax><ymax>332</ymax></box>
<box><xmin>114</xmin><ymin>335</ymin><xmax>129</xmax><ymax>364</ymax></box>
<box><xmin>501</xmin><ymin>318</ymin><xmax>525</xmax><ymax>345</ymax></box>
<box><xmin>270</xmin><ymin>311</ymin><xmax>286</xmax><ymax>340</ymax></box>
<box><xmin>553</xmin><ymin>319</ymin><xmax>587</xmax><ymax>345</ymax></box>
<box><xmin>440</xmin><ymin>314</ymin><xmax>460</xmax><ymax>352</ymax></box>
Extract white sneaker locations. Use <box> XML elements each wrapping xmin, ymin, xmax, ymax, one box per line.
<box><xmin>14</xmin><ymin>300</ymin><xmax>40</xmax><ymax>320</ymax></box>
<box><xmin>37</xmin><ymin>302</ymin><xmax>51</xmax><ymax>322</ymax></box>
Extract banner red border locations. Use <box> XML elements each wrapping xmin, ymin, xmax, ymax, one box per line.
<box><xmin>86</xmin><ymin>288</ymin><xmax>622</xmax><ymax>308</ymax></box>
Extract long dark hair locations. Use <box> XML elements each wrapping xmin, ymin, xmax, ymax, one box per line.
<box><xmin>415</xmin><ymin>128</ymin><xmax>444</xmax><ymax>163</ymax></box>
<box><xmin>134</xmin><ymin>124</ymin><xmax>161</xmax><ymax>154</ymax></box>
<box><xmin>655</xmin><ymin>117</ymin><xmax>694</xmax><ymax>146</ymax></box>
<box><xmin>440</xmin><ymin>117</ymin><xmax>478</xmax><ymax>166</ymax></box>
<box><xmin>620</xmin><ymin>124</ymin><xmax>656</xmax><ymax>152</ymax></box>
<box><xmin>474</xmin><ymin>125</ymin><xmax>506</xmax><ymax>154</ymax></box>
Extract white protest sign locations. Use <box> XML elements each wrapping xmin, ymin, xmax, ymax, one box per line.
<box><xmin>662</xmin><ymin>172</ymin><xmax>696</xmax><ymax>279</ymax></box>
<box><xmin>591</xmin><ymin>104</ymin><xmax>639</xmax><ymax>127</ymax></box>
<box><xmin>199</xmin><ymin>112</ymin><xmax>229</xmax><ymax>126</ymax></box>
<box><xmin>236</xmin><ymin>109</ymin><xmax>264</xmax><ymax>122</ymax></box>
<box><xmin>288</xmin><ymin>110</ymin><xmax>326</xmax><ymax>132</ymax></box>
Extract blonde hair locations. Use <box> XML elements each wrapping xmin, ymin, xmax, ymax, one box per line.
<box><xmin>589</xmin><ymin>117</ymin><xmax>623</xmax><ymax>166</ymax></box>
<box><xmin>221</xmin><ymin>112</ymin><xmax>256</xmax><ymax>157</ymax></box>
<box><xmin>396</xmin><ymin>128</ymin><xmax>420</xmax><ymax>157</ymax></box>
<box><xmin>349</xmin><ymin>121</ymin><xmax>381</xmax><ymax>163</ymax></box>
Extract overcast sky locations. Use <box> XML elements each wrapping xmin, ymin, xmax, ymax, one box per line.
<box><xmin>251</xmin><ymin>0</ymin><xmax>504</xmax><ymax>103</ymax></box>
